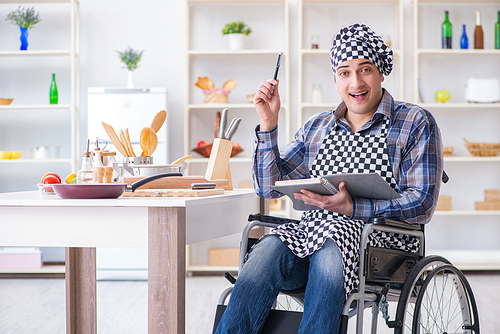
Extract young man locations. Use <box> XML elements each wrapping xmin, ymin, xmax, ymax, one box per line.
<box><xmin>215</xmin><ymin>23</ymin><xmax>443</xmax><ymax>334</ymax></box>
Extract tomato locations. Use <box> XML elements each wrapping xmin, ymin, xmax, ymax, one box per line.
<box><xmin>42</xmin><ymin>175</ymin><xmax>61</xmax><ymax>184</ymax></box>
<box><xmin>197</xmin><ymin>140</ymin><xmax>206</xmax><ymax>147</ymax></box>
<box><xmin>41</xmin><ymin>172</ymin><xmax>61</xmax><ymax>183</ymax></box>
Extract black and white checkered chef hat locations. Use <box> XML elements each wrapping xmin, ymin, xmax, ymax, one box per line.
<box><xmin>330</xmin><ymin>23</ymin><xmax>393</xmax><ymax>76</ymax></box>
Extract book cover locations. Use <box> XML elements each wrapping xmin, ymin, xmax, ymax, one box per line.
<box><xmin>270</xmin><ymin>173</ymin><xmax>401</xmax><ymax>211</ymax></box>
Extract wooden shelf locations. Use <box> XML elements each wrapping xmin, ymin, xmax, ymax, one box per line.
<box><xmin>0</xmin><ymin>0</ymin><xmax>76</xmax><ymax>4</ymax></box>
<box><xmin>434</xmin><ymin>210</ymin><xmax>500</xmax><ymax>216</ymax></box>
<box><xmin>444</xmin><ymin>156</ymin><xmax>500</xmax><ymax>162</ymax></box>
<box><xmin>421</xmin><ymin>103</ymin><xmax>500</xmax><ymax>109</ymax></box>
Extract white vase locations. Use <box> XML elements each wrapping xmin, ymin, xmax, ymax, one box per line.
<box><xmin>127</xmin><ymin>71</ymin><xmax>134</xmax><ymax>88</ymax></box>
<box><xmin>226</xmin><ymin>33</ymin><xmax>246</xmax><ymax>50</ymax></box>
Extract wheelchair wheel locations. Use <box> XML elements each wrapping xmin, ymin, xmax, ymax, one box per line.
<box><xmin>412</xmin><ymin>264</ymin><xmax>480</xmax><ymax>334</ymax></box>
<box><xmin>393</xmin><ymin>255</ymin><xmax>451</xmax><ymax>334</ymax></box>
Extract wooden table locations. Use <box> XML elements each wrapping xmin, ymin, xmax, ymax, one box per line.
<box><xmin>0</xmin><ymin>189</ymin><xmax>260</xmax><ymax>333</ymax></box>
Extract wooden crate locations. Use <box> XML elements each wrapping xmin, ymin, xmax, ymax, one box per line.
<box><xmin>436</xmin><ymin>195</ymin><xmax>452</xmax><ymax>210</ymax></box>
<box><xmin>209</xmin><ymin>248</ymin><xmax>240</xmax><ymax>267</ymax></box>
<box><xmin>475</xmin><ymin>201</ymin><xmax>500</xmax><ymax>210</ymax></box>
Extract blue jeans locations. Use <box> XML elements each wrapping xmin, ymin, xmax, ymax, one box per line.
<box><xmin>215</xmin><ymin>234</ymin><xmax>345</xmax><ymax>334</ymax></box>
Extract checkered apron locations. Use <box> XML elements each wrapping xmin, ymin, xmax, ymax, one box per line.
<box><xmin>271</xmin><ymin>118</ymin><xmax>419</xmax><ymax>296</ymax></box>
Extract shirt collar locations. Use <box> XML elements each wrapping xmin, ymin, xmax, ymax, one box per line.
<box><xmin>333</xmin><ymin>89</ymin><xmax>394</xmax><ymax>130</ymax></box>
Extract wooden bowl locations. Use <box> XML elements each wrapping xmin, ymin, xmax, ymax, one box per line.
<box><xmin>0</xmin><ymin>98</ymin><xmax>14</xmax><ymax>105</ymax></box>
<box><xmin>192</xmin><ymin>142</ymin><xmax>243</xmax><ymax>158</ymax></box>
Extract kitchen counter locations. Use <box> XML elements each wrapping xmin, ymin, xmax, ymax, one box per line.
<box><xmin>0</xmin><ymin>189</ymin><xmax>261</xmax><ymax>334</ymax></box>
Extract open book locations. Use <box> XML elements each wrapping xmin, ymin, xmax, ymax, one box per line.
<box><xmin>270</xmin><ymin>173</ymin><xmax>401</xmax><ymax>211</ymax></box>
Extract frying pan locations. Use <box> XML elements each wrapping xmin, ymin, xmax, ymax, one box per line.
<box><xmin>52</xmin><ymin>172</ymin><xmax>183</xmax><ymax>199</ymax></box>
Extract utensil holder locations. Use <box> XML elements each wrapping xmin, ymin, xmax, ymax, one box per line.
<box><xmin>205</xmin><ymin>138</ymin><xmax>233</xmax><ymax>190</ymax></box>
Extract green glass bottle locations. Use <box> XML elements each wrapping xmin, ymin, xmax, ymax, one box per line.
<box><xmin>495</xmin><ymin>11</ymin><xmax>500</xmax><ymax>50</ymax></box>
<box><xmin>442</xmin><ymin>11</ymin><xmax>452</xmax><ymax>49</ymax></box>
<box><xmin>49</xmin><ymin>73</ymin><xmax>58</xmax><ymax>104</ymax></box>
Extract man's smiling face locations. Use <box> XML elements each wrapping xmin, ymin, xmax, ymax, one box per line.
<box><xmin>335</xmin><ymin>58</ymin><xmax>385</xmax><ymax>118</ymax></box>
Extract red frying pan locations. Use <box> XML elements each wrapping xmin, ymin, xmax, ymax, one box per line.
<box><xmin>52</xmin><ymin>172</ymin><xmax>182</xmax><ymax>199</ymax></box>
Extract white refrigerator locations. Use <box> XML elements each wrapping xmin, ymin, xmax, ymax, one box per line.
<box><xmin>87</xmin><ymin>87</ymin><xmax>168</xmax><ymax>280</ymax></box>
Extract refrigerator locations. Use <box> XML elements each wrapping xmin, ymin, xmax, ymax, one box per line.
<box><xmin>87</xmin><ymin>87</ymin><xmax>168</xmax><ymax>280</ymax></box>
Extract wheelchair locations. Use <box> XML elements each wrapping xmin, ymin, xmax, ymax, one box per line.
<box><xmin>213</xmin><ymin>212</ymin><xmax>480</xmax><ymax>334</ymax></box>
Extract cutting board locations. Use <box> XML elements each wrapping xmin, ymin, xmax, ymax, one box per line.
<box><xmin>121</xmin><ymin>175</ymin><xmax>229</xmax><ymax>190</ymax></box>
<box><xmin>122</xmin><ymin>188</ymin><xmax>224</xmax><ymax>197</ymax></box>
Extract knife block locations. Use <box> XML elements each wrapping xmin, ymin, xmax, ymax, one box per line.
<box><xmin>205</xmin><ymin>138</ymin><xmax>233</xmax><ymax>190</ymax></box>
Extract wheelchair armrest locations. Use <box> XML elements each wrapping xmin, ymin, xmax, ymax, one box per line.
<box><xmin>372</xmin><ymin>217</ymin><xmax>423</xmax><ymax>231</ymax></box>
<box><xmin>248</xmin><ymin>213</ymin><xmax>300</xmax><ymax>225</ymax></box>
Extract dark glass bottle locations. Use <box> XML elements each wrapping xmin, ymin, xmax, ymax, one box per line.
<box><xmin>474</xmin><ymin>11</ymin><xmax>484</xmax><ymax>49</ymax></box>
<box><xmin>49</xmin><ymin>73</ymin><xmax>58</xmax><ymax>104</ymax></box>
<box><xmin>495</xmin><ymin>11</ymin><xmax>500</xmax><ymax>50</ymax></box>
<box><xmin>442</xmin><ymin>11</ymin><xmax>452</xmax><ymax>49</ymax></box>
<box><xmin>460</xmin><ymin>24</ymin><xmax>468</xmax><ymax>49</ymax></box>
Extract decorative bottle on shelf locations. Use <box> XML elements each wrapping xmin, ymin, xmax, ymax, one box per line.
<box><xmin>77</xmin><ymin>152</ymin><xmax>97</xmax><ymax>184</ymax></box>
<box><xmin>495</xmin><ymin>11</ymin><xmax>500</xmax><ymax>50</ymax></box>
<box><xmin>474</xmin><ymin>11</ymin><xmax>484</xmax><ymax>49</ymax></box>
<box><xmin>460</xmin><ymin>24</ymin><xmax>469</xmax><ymax>49</ymax></box>
<box><xmin>312</xmin><ymin>84</ymin><xmax>323</xmax><ymax>104</ymax></box>
<box><xmin>442</xmin><ymin>11</ymin><xmax>452</xmax><ymax>49</ymax></box>
<box><xmin>49</xmin><ymin>74</ymin><xmax>58</xmax><ymax>104</ymax></box>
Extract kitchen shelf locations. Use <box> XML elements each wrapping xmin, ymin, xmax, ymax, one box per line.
<box><xmin>417</xmin><ymin>49</ymin><xmax>500</xmax><ymax>55</ymax></box>
<box><xmin>0</xmin><ymin>0</ymin><xmax>80</xmax><ymax>180</ymax></box>
<box><xmin>444</xmin><ymin>156</ymin><xmax>500</xmax><ymax>162</ymax></box>
<box><xmin>189</xmin><ymin>157</ymin><xmax>252</xmax><ymax>164</ymax></box>
<box><xmin>188</xmin><ymin>50</ymin><xmax>284</xmax><ymax>56</ymax></box>
<box><xmin>0</xmin><ymin>104</ymin><xmax>72</xmax><ymax>110</ymax></box>
<box><xmin>187</xmin><ymin>103</ymin><xmax>288</xmax><ymax>110</ymax></box>
<box><xmin>412</xmin><ymin>0</ymin><xmax>500</xmax><ymax>269</ymax></box>
<box><xmin>434</xmin><ymin>210</ymin><xmax>500</xmax><ymax>216</ymax></box>
<box><xmin>0</xmin><ymin>158</ymin><xmax>73</xmax><ymax>164</ymax></box>
<box><xmin>0</xmin><ymin>50</ymin><xmax>73</xmax><ymax>57</ymax></box>
<box><xmin>298</xmin><ymin>0</ymin><xmax>404</xmax><ymax>125</ymax></box>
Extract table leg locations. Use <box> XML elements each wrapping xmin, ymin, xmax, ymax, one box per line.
<box><xmin>148</xmin><ymin>207</ymin><xmax>186</xmax><ymax>334</ymax></box>
<box><xmin>65</xmin><ymin>247</ymin><xmax>97</xmax><ymax>334</ymax></box>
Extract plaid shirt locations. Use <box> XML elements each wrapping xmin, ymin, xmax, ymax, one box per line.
<box><xmin>252</xmin><ymin>90</ymin><xmax>443</xmax><ymax>224</ymax></box>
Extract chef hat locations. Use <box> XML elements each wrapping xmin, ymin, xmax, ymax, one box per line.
<box><xmin>330</xmin><ymin>23</ymin><xmax>393</xmax><ymax>76</ymax></box>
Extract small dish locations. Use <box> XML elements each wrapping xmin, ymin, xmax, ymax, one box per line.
<box><xmin>0</xmin><ymin>151</ymin><xmax>10</xmax><ymax>159</ymax></box>
<box><xmin>0</xmin><ymin>98</ymin><xmax>14</xmax><ymax>105</ymax></box>
<box><xmin>37</xmin><ymin>183</ymin><xmax>56</xmax><ymax>194</ymax></box>
<box><xmin>9</xmin><ymin>151</ymin><xmax>22</xmax><ymax>159</ymax></box>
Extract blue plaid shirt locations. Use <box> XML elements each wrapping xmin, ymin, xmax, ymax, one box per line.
<box><xmin>252</xmin><ymin>90</ymin><xmax>443</xmax><ymax>224</ymax></box>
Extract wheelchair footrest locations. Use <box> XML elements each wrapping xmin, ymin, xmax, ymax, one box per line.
<box><xmin>365</xmin><ymin>246</ymin><xmax>420</xmax><ymax>284</ymax></box>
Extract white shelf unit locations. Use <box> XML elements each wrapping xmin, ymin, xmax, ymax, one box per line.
<box><xmin>412</xmin><ymin>0</ymin><xmax>500</xmax><ymax>269</ymax></box>
<box><xmin>185</xmin><ymin>0</ymin><xmax>290</xmax><ymax>272</ymax></box>
<box><xmin>298</xmin><ymin>0</ymin><xmax>404</xmax><ymax>126</ymax></box>
<box><xmin>0</xmin><ymin>0</ymin><xmax>80</xmax><ymax>175</ymax></box>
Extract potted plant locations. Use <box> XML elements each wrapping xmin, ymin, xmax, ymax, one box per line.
<box><xmin>5</xmin><ymin>6</ymin><xmax>41</xmax><ymax>50</ymax></box>
<box><xmin>117</xmin><ymin>47</ymin><xmax>145</xmax><ymax>88</ymax></box>
<box><xmin>221</xmin><ymin>21</ymin><xmax>252</xmax><ymax>50</ymax></box>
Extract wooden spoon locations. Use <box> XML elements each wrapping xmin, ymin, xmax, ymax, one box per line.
<box><xmin>125</xmin><ymin>128</ymin><xmax>136</xmax><ymax>157</ymax></box>
<box><xmin>102</xmin><ymin>122</ymin><xmax>128</xmax><ymax>157</ymax></box>
<box><xmin>140</xmin><ymin>127</ymin><xmax>157</xmax><ymax>157</ymax></box>
<box><xmin>222</xmin><ymin>79</ymin><xmax>237</xmax><ymax>91</ymax></box>
<box><xmin>171</xmin><ymin>154</ymin><xmax>193</xmax><ymax>165</ymax></box>
<box><xmin>151</xmin><ymin>110</ymin><xmax>167</xmax><ymax>133</ymax></box>
<box><xmin>120</xmin><ymin>129</ymin><xmax>131</xmax><ymax>156</ymax></box>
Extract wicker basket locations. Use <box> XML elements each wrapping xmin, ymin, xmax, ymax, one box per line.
<box><xmin>443</xmin><ymin>146</ymin><xmax>453</xmax><ymax>157</ymax></box>
<box><xmin>463</xmin><ymin>138</ymin><xmax>500</xmax><ymax>157</ymax></box>
<box><xmin>0</xmin><ymin>98</ymin><xmax>14</xmax><ymax>105</ymax></box>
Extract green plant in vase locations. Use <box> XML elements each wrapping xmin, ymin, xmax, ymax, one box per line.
<box><xmin>221</xmin><ymin>21</ymin><xmax>252</xmax><ymax>50</ymax></box>
<box><xmin>5</xmin><ymin>6</ymin><xmax>41</xmax><ymax>50</ymax></box>
<box><xmin>117</xmin><ymin>47</ymin><xmax>145</xmax><ymax>88</ymax></box>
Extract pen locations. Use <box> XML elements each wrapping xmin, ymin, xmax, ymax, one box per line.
<box><xmin>273</xmin><ymin>52</ymin><xmax>282</xmax><ymax>81</ymax></box>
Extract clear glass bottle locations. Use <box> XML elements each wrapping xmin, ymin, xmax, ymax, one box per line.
<box><xmin>495</xmin><ymin>11</ymin><xmax>500</xmax><ymax>50</ymax></box>
<box><xmin>49</xmin><ymin>73</ymin><xmax>58</xmax><ymax>104</ymax></box>
<box><xmin>77</xmin><ymin>152</ymin><xmax>97</xmax><ymax>184</ymax></box>
<box><xmin>474</xmin><ymin>11</ymin><xmax>484</xmax><ymax>49</ymax></box>
<box><xmin>460</xmin><ymin>24</ymin><xmax>468</xmax><ymax>49</ymax></box>
<box><xmin>442</xmin><ymin>11</ymin><xmax>452</xmax><ymax>49</ymax></box>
